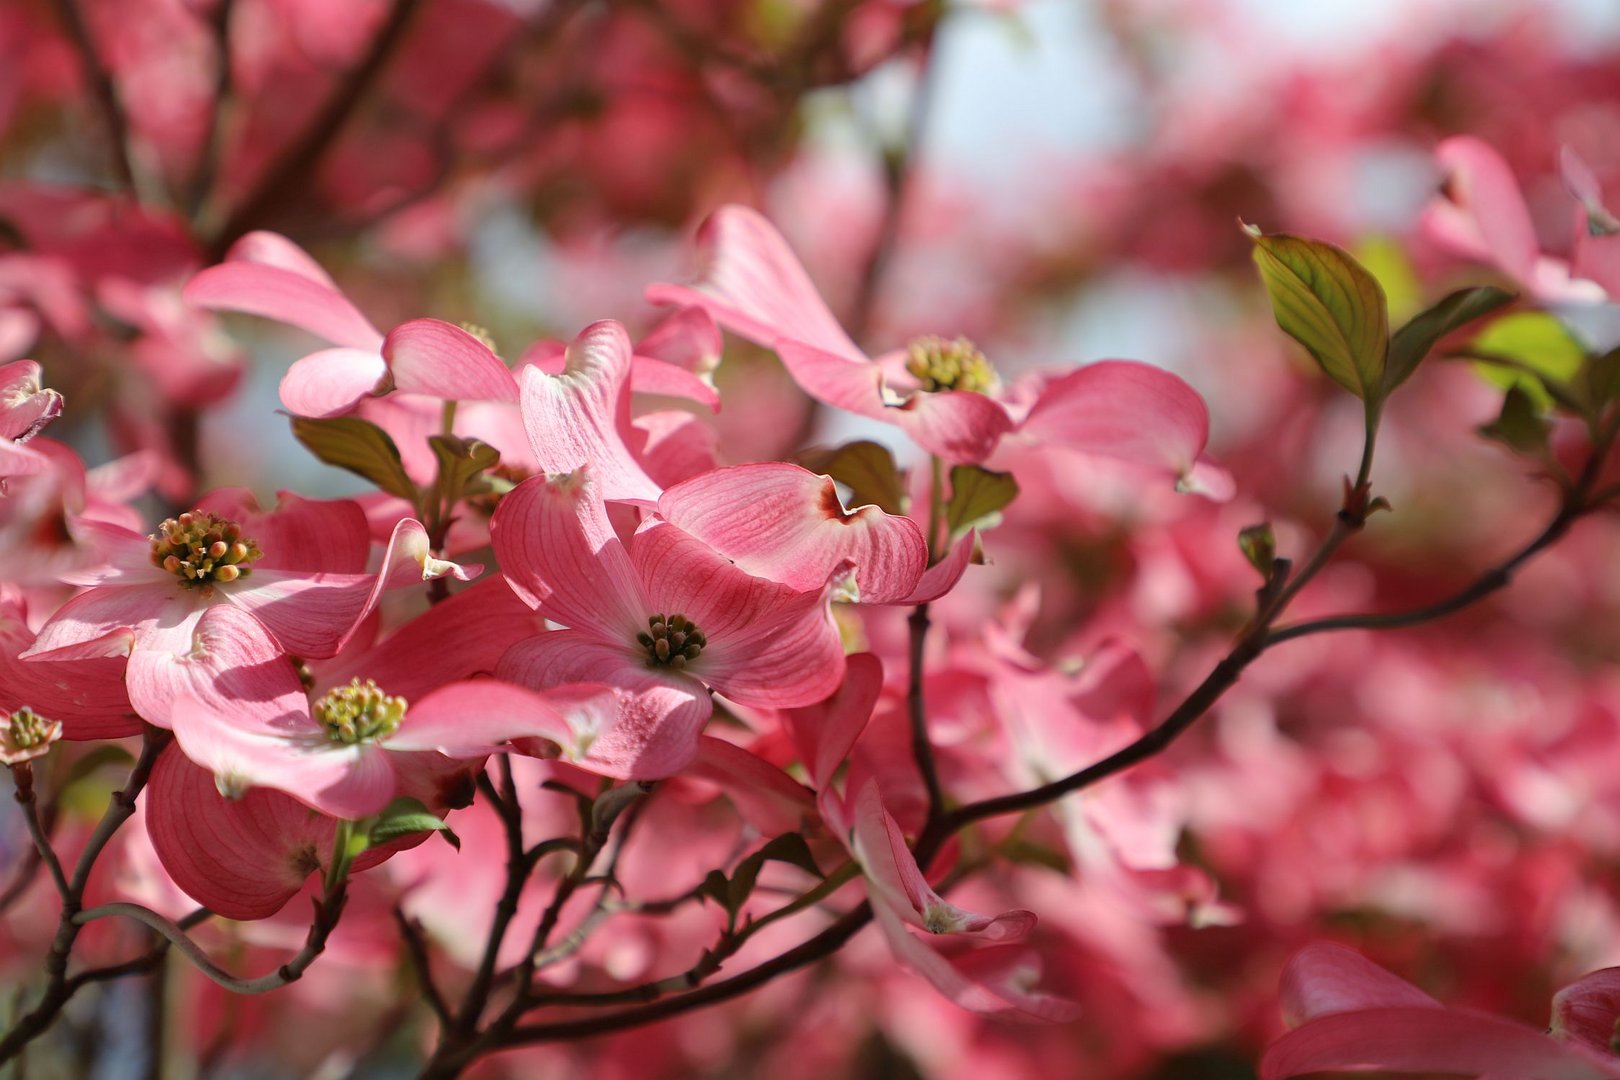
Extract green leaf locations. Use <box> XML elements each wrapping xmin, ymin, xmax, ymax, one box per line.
<box><xmin>366</xmin><ymin>796</ymin><xmax>460</xmax><ymax>851</ymax></box>
<box><xmin>696</xmin><ymin>869</ymin><xmax>731</xmax><ymax>909</ymax></box>
<box><xmin>799</xmin><ymin>440</ymin><xmax>909</xmax><ymax>515</ymax></box>
<box><xmin>428</xmin><ymin>434</ymin><xmax>501</xmax><ymax>507</ymax></box>
<box><xmin>713</xmin><ymin>834</ymin><xmax>823</xmax><ymax>918</ymax></box>
<box><xmin>1466</xmin><ymin>312</ymin><xmax>1585</xmax><ymax>413</ymax></box>
<box><xmin>58</xmin><ymin>744</ymin><xmax>135</xmax><ymax>791</ymax></box>
<box><xmin>944</xmin><ymin>465</ymin><xmax>1018</xmax><ymax>541</ymax></box>
<box><xmin>1580</xmin><ymin>347</ymin><xmax>1620</xmax><ymax>415</ymax></box>
<box><xmin>291</xmin><ymin>416</ymin><xmax>418</xmax><ymax>503</ymax></box>
<box><xmin>1479</xmin><ymin>386</ymin><xmax>1551</xmax><ymax>455</ymax></box>
<box><xmin>1249</xmin><ymin>229</ymin><xmax>1390</xmax><ymax>401</ymax></box>
<box><xmin>1351</xmin><ymin>236</ymin><xmax>1423</xmax><ymax>324</ymax></box>
<box><xmin>1237</xmin><ymin>523</ymin><xmax>1276</xmax><ymax>578</ymax></box>
<box><xmin>1385</xmin><ymin>285</ymin><xmax>1516</xmax><ymax>393</ymax></box>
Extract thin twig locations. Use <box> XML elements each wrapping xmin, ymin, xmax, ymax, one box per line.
<box><xmin>12</xmin><ymin>767</ymin><xmax>67</xmax><ymax>899</ymax></box>
<box><xmin>908</xmin><ymin>603</ymin><xmax>945</xmax><ymax>826</ymax></box>
<box><xmin>75</xmin><ymin>894</ymin><xmax>347</xmax><ymax>995</ymax></box>
<box><xmin>186</xmin><ymin>0</ymin><xmax>238</xmax><ymax>220</ymax></box>
<box><xmin>62</xmin><ymin>910</ymin><xmax>211</xmax><ymax>994</ymax></box>
<box><xmin>50</xmin><ymin>0</ymin><xmax>138</xmax><ymax>192</ymax></box>
<box><xmin>205</xmin><ymin>0</ymin><xmax>423</xmax><ymax>253</ymax></box>
<box><xmin>394</xmin><ymin>908</ymin><xmax>453</xmax><ymax>1030</ymax></box>
<box><xmin>0</xmin><ymin>728</ymin><xmax>169</xmax><ymax>1064</ymax></box>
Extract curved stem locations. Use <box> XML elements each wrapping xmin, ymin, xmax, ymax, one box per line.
<box><xmin>75</xmin><ymin>892</ymin><xmax>346</xmax><ymax>995</ymax></box>
<box><xmin>13</xmin><ymin>768</ymin><xmax>68</xmax><ymax>899</ymax></box>
<box><xmin>63</xmin><ymin>909</ymin><xmax>211</xmax><ymax>994</ymax></box>
<box><xmin>908</xmin><ymin>603</ymin><xmax>945</xmax><ymax>826</ymax></box>
<box><xmin>1265</xmin><ymin>502</ymin><xmax>1579</xmax><ymax>646</ymax></box>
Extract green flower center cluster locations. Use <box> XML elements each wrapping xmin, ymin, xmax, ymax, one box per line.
<box><xmin>7</xmin><ymin>706</ymin><xmax>53</xmax><ymax>749</ymax></box>
<box><xmin>314</xmin><ymin>678</ymin><xmax>407</xmax><ymax>744</ymax></box>
<box><xmin>639</xmin><ymin>613</ymin><xmax>706</xmax><ymax>668</ymax></box>
<box><xmin>150</xmin><ymin>511</ymin><xmax>263</xmax><ymax>592</ymax></box>
<box><xmin>904</xmin><ymin>335</ymin><xmax>998</xmax><ymax>395</ymax></box>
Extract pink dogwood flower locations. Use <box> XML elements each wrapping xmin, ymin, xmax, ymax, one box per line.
<box><xmin>1422</xmin><ymin>136</ymin><xmax>1605</xmax><ymax>305</ymax></box>
<box><xmin>647</xmin><ymin>205</ymin><xmax>1231</xmax><ymax>497</ymax></box>
<box><xmin>165</xmin><ymin>604</ymin><xmax>591</xmax><ymax>820</ymax></box>
<box><xmin>0</xmin><ymin>358</ymin><xmax>63</xmax><ymax>481</ymax></box>
<box><xmin>522</xmin><ymin>306</ymin><xmax>725</xmax><ymax>412</ymax></box>
<box><xmin>182</xmin><ymin>231</ymin><xmax>518</xmax><ymax>416</ymax></box>
<box><xmin>142</xmin><ymin>745</ymin><xmax>404</xmax><ymax>921</ymax></box>
<box><xmin>491</xmin><ymin>465</ymin><xmax>851</xmax><ymax>778</ymax></box>
<box><xmin>1263</xmin><ymin>941</ymin><xmax>1620</xmax><ymax>1079</ymax></box>
<box><xmin>23</xmin><ymin>489</ymin><xmax>475</xmax><ymax>722</ymax></box>
<box><xmin>785</xmin><ymin>653</ymin><xmax>1078</xmax><ymax>1021</ymax></box>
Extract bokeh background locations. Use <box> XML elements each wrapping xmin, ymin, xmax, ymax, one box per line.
<box><xmin>7</xmin><ymin>0</ymin><xmax>1620</xmax><ymax>1076</ymax></box>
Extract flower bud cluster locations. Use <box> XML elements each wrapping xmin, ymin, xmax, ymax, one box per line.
<box><xmin>2</xmin><ymin>706</ymin><xmax>62</xmax><ymax>765</ymax></box>
<box><xmin>313</xmin><ymin>678</ymin><xmax>408</xmax><ymax>744</ymax></box>
<box><xmin>150</xmin><ymin>511</ymin><xmax>263</xmax><ymax>590</ymax></box>
<box><xmin>904</xmin><ymin>335</ymin><xmax>998</xmax><ymax>395</ymax></box>
<box><xmin>638</xmin><ymin>613</ymin><xmax>706</xmax><ymax>668</ymax></box>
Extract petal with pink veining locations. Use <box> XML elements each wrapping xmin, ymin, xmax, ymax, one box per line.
<box><xmin>170</xmin><ymin>692</ymin><xmax>395</xmax><ymax>820</ymax></box>
<box><xmin>1261</xmin><ymin>1007</ymin><xmax>1619</xmax><ymax>1080</ymax></box>
<box><xmin>633</xmin><ymin>411</ymin><xmax>719</xmax><ymax>490</ymax></box>
<box><xmin>497</xmin><ymin>632</ymin><xmax>710</xmax><ymax>779</ymax></box>
<box><xmin>785</xmin><ymin>652</ymin><xmax>883</xmax><ymax>790</ymax></box>
<box><xmin>1553</xmin><ymin>969</ymin><xmax>1620</xmax><ymax>1060</ymax></box>
<box><xmin>657</xmin><ymin>463</ymin><xmax>927</xmax><ymax>602</ymax></box>
<box><xmin>634</xmin><ymin>307</ymin><xmax>721</xmax><ymax>410</ymax></box>
<box><xmin>22</xmin><ymin>582</ymin><xmax>191</xmax><ymax>660</ymax></box>
<box><xmin>225</xmin><ymin>570</ymin><xmax>373</xmax><ymax>660</ymax></box>
<box><xmin>1280</xmin><ymin>942</ymin><xmax>1440</xmax><ymax>1027</ymax></box>
<box><xmin>125</xmin><ymin>602</ymin><xmax>292</xmax><ymax>726</ymax></box>
<box><xmin>387</xmin><ymin>679</ymin><xmax>579</xmax><ymax>757</ymax></box>
<box><xmin>894</xmin><ymin>533</ymin><xmax>976</xmax><ymax>605</ymax></box>
<box><xmin>325</xmin><ymin>575</ymin><xmax>547</xmax><ymax>700</ymax></box>
<box><xmin>631</xmin><ymin>519</ymin><xmax>844</xmax><ymax>708</ymax></box>
<box><xmin>1016</xmin><ymin>360</ymin><xmax>1227</xmax><ymax>497</ymax></box>
<box><xmin>0</xmin><ymin>601</ymin><xmax>136</xmax><ymax>739</ymax></box>
<box><xmin>1422</xmin><ymin>136</ymin><xmax>1541</xmax><ymax>287</ymax></box>
<box><xmin>850</xmin><ymin>780</ymin><xmax>1035</xmax><ymax>940</ymax></box>
<box><xmin>893</xmin><ymin>388</ymin><xmax>1015</xmax><ymax>465</ymax></box>
<box><xmin>145</xmin><ymin>746</ymin><xmax>334</xmax><ymax>920</ymax></box>
<box><xmin>489</xmin><ymin>469</ymin><xmax>646</xmax><ymax>642</ymax></box>
<box><xmin>225</xmin><ymin>231</ymin><xmax>340</xmax><ymax>287</ymax></box>
<box><xmin>279</xmin><ymin>347</ymin><xmax>388</xmax><ymax>417</ymax></box>
<box><xmin>773</xmin><ymin>339</ymin><xmax>889</xmax><ymax>417</ymax></box>
<box><xmin>382</xmin><ymin>318</ymin><xmax>519</xmax><ymax>403</ymax></box>
<box><xmin>685</xmin><ymin>736</ymin><xmax>815</xmax><ymax>836</ymax></box>
<box><xmin>517</xmin><ymin>321</ymin><xmax>661</xmax><ymax>505</ymax></box>
<box><xmin>629</xmin><ymin>355</ymin><xmax>721</xmax><ymax>410</ymax></box>
<box><xmin>227</xmin><ymin>518</ymin><xmax>476</xmax><ymax>659</ymax></box>
<box><xmin>646</xmin><ymin>204</ymin><xmax>863</xmax><ymax>360</ymax></box>
<box><xmin>197</xmin><ymin>489</ymin><xmax>372</xmax><ymax>574</ymax></box>
<box><xmin>182</xmin><ymin>261</ymin><xmax>383</xmax><ymax>351</ymax></box>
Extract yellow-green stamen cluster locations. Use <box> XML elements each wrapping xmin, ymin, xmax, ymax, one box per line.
<box><xmin>7</xmin><ymin>707</ymin><xmax>54</xmax><ymax>750</ymax></box>
<box><xmin>639</xmin><ymin>613</ymin><xmax>706</xmax><ymax>669</ymax></box>
<box><xmin>904</xmin><ymin>335</ymin><xmax>998</xmax><ymax>395</ymax></box>
<box><xmin>150</xmin><ymin>511</ymin><xmax>262</xmax><ymax>592</ymax></box>
<box><xmin>460</xmin><ymin>322</ymin><xmax>498</xmax><ymax>353</ymax></box>
<box><xmin>313</xmin><ymin>678</ymin><xmax>407</xmax><ymax>744</ymax></box>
